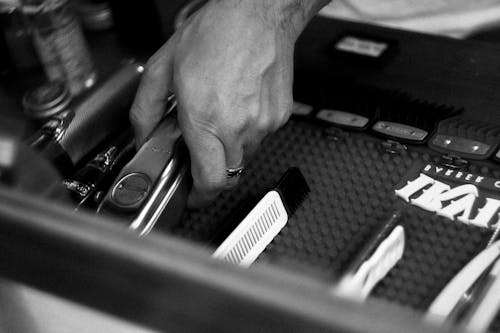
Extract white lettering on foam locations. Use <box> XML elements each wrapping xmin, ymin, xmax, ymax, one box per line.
<box><xmin>394</xmin><ymin>173</ymin><xmax>434</xmax><ymax>202</ymax></box>
<box><xmin>491</xmin><ymin>213</ymin><xmax>500</xmax><ymax>230</ymax></box>
<box><xmin>411</xmin><ymin>181</ymin><xmax>451</xmax><ymax>210</ymax></box>
<box><xmin>469</xmin><ymin>199</ymin><xmax>500</xmax><ymax>228</ymax></box>
<box><xmin>439</xmin><ymin>194</ymin><xmax>476</xmax><ymax>223</ymax></box>
<box><xmin>395</xmin><ymin>174</ymin><xmax>498</xmax><ymax>229</ymax></box>
<box><xmin>423</xmin><ymin>164</ymin><xmax>484</xmax><ymax>183</ymax></box>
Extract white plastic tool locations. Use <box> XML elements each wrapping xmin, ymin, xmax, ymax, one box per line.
<box><xmin>335</xmin><ymin>225</ymin><xmax>405</xmax><ymax>301</ymax></box>
<box><xmin>461</xmin><ymin>258</ymin><xmax>500</xmax><ymax>333</ymax></box>
<box><xmin>212</xmin><ymin>191</ymin><xmax>288</xmax><ymax>268</ymax></box>
<box><xmin>426</xmin><ymin>240</ymin><xmax>500</xmax><ymax>324</ymax></box>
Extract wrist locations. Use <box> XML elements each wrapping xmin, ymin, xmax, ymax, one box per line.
<box><xmin>208</xmin><ymin>0</ymin><xmax>330</xmax><ymax>41</ymax></box>
<box><xmin>264</xmin><ymin>0</ymin><xmax>331</xmax><ymax>40</ymax></box>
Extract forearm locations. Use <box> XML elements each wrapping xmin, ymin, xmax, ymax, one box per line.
<box><xmin>265</xmin><ymin>0</ymin><xmax>332</xmax><ymax>39</ymax></box>
<box><xmin>211</xmin><ymin>0</ymin><xmax>331</xmax><ymax>40</ymax></box>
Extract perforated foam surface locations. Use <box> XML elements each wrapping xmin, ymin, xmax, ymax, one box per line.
<box><xmin>173</xmin><ymin>118</ymin><xmax>496</xmax><ymax>313</ymax></box>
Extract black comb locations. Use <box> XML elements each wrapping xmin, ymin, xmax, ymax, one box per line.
<box><xmin>275</xmin><ymin>167</ymin><xmax>311</xmax><ymax>216</ymax></box>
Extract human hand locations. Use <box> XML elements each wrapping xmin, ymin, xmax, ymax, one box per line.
<box><xmin>130</xmin><ymin>0</ymin><xmax>327</xmax><ymax>207</ymax></box>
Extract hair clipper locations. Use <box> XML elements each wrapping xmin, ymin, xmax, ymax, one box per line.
<box><xmin>27</xmin><ymin>61</ymin><xmax>144</xmax><ymax>174</ymax></box>
<box><xmin>97</xmin><ymin>116</ymin><xmax>191</xmax><ymax>235</ymax></box>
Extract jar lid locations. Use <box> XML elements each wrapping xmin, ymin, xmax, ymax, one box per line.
<box><xmin>22</xmin><ymin>81</ymin><xmax>71</xmax><ymax>119</ymax></box>
<box><xmin>78</xmin><ymin>2</ymin><xmax>113</xmax><ymax>31</ymax></box>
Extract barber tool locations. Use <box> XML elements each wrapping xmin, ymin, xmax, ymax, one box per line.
<box><xmin>460</xmin><ymin>258</ymin><xmax>500</xmax><ymax>333</ymax></box>
<box><xmin>26</xmin><ymin>61</ymin><xmax>144</xmax><ymax>174</ymax></box>
<box><xmin>428</xmin><ymin>233</ymin><xmax>500</xmax><ymax>328</ymax></box>
<box><xmin>22</xmin><ymin>81</ymin><xmax>72</xmax><ymax>121</ymax></box>
<box><xmin>62</xmin><ymin>131</ymin><xmax>135</xmax><ymax>210</ymax></box>
<box><xmin>429</xmin><ymin>116</ymin><xmax>500</xmax><ymax>160</ymax></box>
<box><xmin>372</xmin><ymin>92</ymin><xmax>460</xmax><ymax>144</ymax></box>
<box><xmin>315</xmin><ymin>85</ymin><xmax>377</xmax><ymax>130</ymax></box>
<box><xmin>330</xmin><ymin>33</ymin><xmax>396</xmax><ymax>65</ymax></box>
<box><xmin>426</xmin><ymin>240</ymin><xmax>500</xmax><ymax>325</ymax></box>
<box><xmin>212</xmin><ymin>167</ymin><xmax>310</xmax><ymax>267</ymax></box>
<box><xmin>98</xmin><ymin>116</ymin><xmax>190</xmax><ymax>236</ymax></box>
<box><xmin>334</xmin><ymin>211</ymin><xmax>405</xmax><ymax>301</ymax></box>
<box><xmin>207</xmin><ymin>195</ymin><xmax>260</xmax><ymax>248</ymax></box>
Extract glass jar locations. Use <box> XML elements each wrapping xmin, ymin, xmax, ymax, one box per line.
<box><xmin>24</xmin><ymin>0</ymin><xmax>97</xmax><ymax>95</ymax></box>
<box><xmin>0</xmin><ymin>5</ymin><xmax>39</xmax><ymax>72</ymax></box>
<box><xmin>22</xmin><ymin>80</ymin><xmax>72</xmax><ymax>121</ymax></box>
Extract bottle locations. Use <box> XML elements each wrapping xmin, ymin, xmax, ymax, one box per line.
<box><xmin>25</xmin><ymin>61</ymin><xmax>143</xmax><ymax>175</ymax></box>
<box><xmin>23</xmin><ymin>0</ymin><xmax>97</xmax><ymax>95</ymax></box>
<box><xmin>75</xmin><ymin>0</ymin><xmax>113</xmax><ymax>32</ymax></box>
<box><xmin>22</xmin><ymin>80</ymin><xmax>72</xmax><ymax>121</ymax></box>
<box><xmin>0</xmin><ymin>5</ymin><xmax>39</xmax><ymax>72</ymax></box>
<box><xmin>0</xmin><ymin>8</ymin><xmax>14</xmax><ymax>76</ymax></box>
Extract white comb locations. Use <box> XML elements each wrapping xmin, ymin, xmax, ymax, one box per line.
<box><xmin>212</xmin><ymin>191</ymin><xmax>288</xmax><ymax>268</ymax></box>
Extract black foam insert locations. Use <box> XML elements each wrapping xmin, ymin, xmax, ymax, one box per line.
<box><xmin>173</xmin><ymin>118</ymin><xmax>496</xmax><ymax>321</ymax></box>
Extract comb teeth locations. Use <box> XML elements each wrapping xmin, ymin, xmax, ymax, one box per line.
<box><xmin>212</xmin><ymin>191</ymin><xmax>288</xmax><ymax>267</ymax></box>
<box><xmin>376</xmin><ymin>90</ymin><xmax>462</xmax><ymax>134</ymax></box>
<box><xmin>224</xmin><ymin>200</ymin><xmax>282</xmax><ymax>265</ymax></box>
<box><xmin>436</xmin><ymin>116</ymin><xmax>500</xmax><ymax>143</ymax></box>
<box><xmin>275</xmin><ymin>167</ymin><xmax>310</xmax><ymax>215</ymax></box>
<box><xmin>212</xmin><ymin>167</ymin><xmax>310</xmax><ymax>267</ymax></box>
<box><xmin>428</xmin><ymin>116</ymin><xmax>500</xmax><ymax>159</ymax></box>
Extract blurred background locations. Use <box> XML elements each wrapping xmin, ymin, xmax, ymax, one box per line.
<box><xmin>323</xmin><ymin>0</ymin><xmax>500</xmax><ymax>38</ymax></box>
<box><xmin>2</xmin><ymin>1</ymin><xmax>500</xmax><ymax>332</ymax></box>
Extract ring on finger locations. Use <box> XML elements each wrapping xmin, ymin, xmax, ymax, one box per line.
<box><xmin>226</xmin><ymin>166</ymin><xmax>244</xmax><ymax>179</ymax></box>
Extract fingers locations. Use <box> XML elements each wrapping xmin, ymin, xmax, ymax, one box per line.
<box><xmin>130</xmin><ymin>40</ymin><xmax>175</xmax><ymax>146</ymax></box>
<box><xmin>178</xmin><ymin>91</ymin><xmax>289</xmax><ymax>208</ymax></box>
<box><xmin>177</xmin><ymin>100</ymin><xmax>253</xmax><ymax>207</ymax></box>
<box><xmin>184</xmin><ymin>123</ymin><xmax>273</xmax><ymax>208</ymax></box>
<box><xmin>178</xmin><ymin>115</ymin><xmax>228</xmax><ymax>207</ymax></box>
<box><xmin>180</xmin><ymin>106</ymin><xmax>290</xmax><ymax>208</ymax></box>
<box><xmin>219</xmin><ymin>140</ymin><xmax>245</xmax><ymax>192</ymax></box>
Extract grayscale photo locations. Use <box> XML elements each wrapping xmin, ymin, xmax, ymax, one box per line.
<box><xmin>1</xmin><ymin>0</ymin><xmax>500</xmax><ymax>332</ymax></box>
